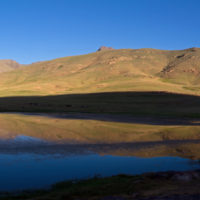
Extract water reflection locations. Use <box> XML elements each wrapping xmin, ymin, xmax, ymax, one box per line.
<box><xmin>0</xmin><ymin>113</ymin><xmax>199</xmax><ymax>191</ymax></box>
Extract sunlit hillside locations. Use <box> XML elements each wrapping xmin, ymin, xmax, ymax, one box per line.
<box><xmin>0</xmin><ymin>47</ymin><xmax>200</xmax><ymax>96</ymax></box>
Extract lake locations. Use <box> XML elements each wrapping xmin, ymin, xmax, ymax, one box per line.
<box><xmin>0</xmin><ymin>113</ymin><xmax>200</xmax><ymax>191</ymax></box>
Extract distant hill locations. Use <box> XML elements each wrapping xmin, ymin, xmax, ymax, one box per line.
<box><xmin>0</xmin><ymin>59</ymin><xmax>21</xmax><ymax>73</ymax></box>
<box><xmin>0</xmin><ymin>47</ymin><xmax>200</xmax><ymax>96</ymax></box>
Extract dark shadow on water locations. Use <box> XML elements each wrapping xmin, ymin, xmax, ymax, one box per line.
<box><xmin>18</xmin><ymin>112</ymin><xmax>200</xmax><ymax>126</ymax></box>
<box><xmin>0</xmin><ymin>91</ymin><xmax>200</xmax><ymax>125</ymax></box>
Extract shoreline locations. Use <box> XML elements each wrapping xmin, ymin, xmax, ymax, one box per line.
<box><xmin>1</xmin><ymin>170</ymin><xmax>200</xmax><ymax>200</ymax></box>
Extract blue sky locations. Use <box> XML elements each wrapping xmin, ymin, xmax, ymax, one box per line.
<box><xmin>0</xmin><ymin>0</ymin><xmax>200</xmax><ymax>64</ymax></box>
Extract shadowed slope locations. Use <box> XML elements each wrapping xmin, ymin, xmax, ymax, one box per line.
<box><xmin>0</xmin><ymin>91</ymin><xmax>200</xmax><ymax>119</ymax></box>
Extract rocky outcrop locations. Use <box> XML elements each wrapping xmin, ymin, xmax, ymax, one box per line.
<box><xmin>97</xmin><ymin>46</ymin><xmax>114</xmax><ymax>51</ymax></box>
<box><xmin>0</xmin><ymin>59</ymin><xmax>21</xmax><ymax>73</ymax></box>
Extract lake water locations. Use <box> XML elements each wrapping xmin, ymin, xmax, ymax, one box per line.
<box><xmin>0</xmin><ymin>113</ymin><xmax>200</xmax><ymax>191</ymax></box>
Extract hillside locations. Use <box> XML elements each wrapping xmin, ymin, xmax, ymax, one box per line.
<box><xmin>0</xmin><ymin>59</ymin><xmax>21</xmax><ymax>73</ymax></box>
<box><xmin>0</xmin><ymin>47</ymin><xmax>200</xmax><ymax>96</ymax></box>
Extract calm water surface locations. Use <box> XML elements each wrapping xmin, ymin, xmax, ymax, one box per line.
<box><xmin>0</xmin><ymin>113</ymin><xmax>199</xmax><ymax>191</ymax></box>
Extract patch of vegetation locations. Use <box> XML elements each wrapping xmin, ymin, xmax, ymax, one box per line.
<box><xmin>58</xmin><ymin>65</ymin><xmax>64</xmax><ymax>69</ymax></box>
<box><xmin>182</xmin><ymin>86</ymin><xmax>200</xmax><ymax>91</ymax></box>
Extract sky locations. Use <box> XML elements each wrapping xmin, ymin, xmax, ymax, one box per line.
<box><xmin>0</xmin><ymin>0</ymin><xmax>200</xmax><ymax>64</ymax></box>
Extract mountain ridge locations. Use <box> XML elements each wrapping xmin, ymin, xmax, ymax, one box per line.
<box><xmin>0</xmin><ymin>47</ymin><xmax>200</xmax><ymax>96</ymax></box>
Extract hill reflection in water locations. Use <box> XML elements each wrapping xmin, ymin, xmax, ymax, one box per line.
<box><xmin>0</xmin><ymin>113</ymin><xmax>199</xmax><ymax>159</ymax></box>
<box><xmin>0</xmin><ymin>113</ymin><xmax>199</xmax><ymax>191</ymax></box>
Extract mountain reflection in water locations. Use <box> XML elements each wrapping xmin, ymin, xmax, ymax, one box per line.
<box><xmin>0</xmin><ymin>113</ymin><xmax>199</xmax><ymax>191</ymax></box>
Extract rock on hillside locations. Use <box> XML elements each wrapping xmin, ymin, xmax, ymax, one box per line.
<box><xmin>159</xmin><ymin>47</ymin><xmax>200</xmax><ymax>84</ymax></box>
<box><xmin>0</xmin><ymin>59</ymin><xmax>21</xmax><ymax>73</ymax></box>
<box><xmin>97</xmin><ymin>46</ymin><xmax>114</xmax><ymax>51</ymax></box>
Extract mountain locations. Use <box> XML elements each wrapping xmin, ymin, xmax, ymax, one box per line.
<box><xmin>0</xmin><ymin>59</ymin><xmax>21</xmax><ymax>73</ymax></box>
<box><xmin>0</xmin><ymin>47</ymin><xmax>200</xmax><ymax>96</ymax></box>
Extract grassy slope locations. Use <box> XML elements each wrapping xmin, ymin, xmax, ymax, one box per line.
<box><xmin>0</xmin><ymin>48</ymin><xmax>200</xmax><ymax>117</ymax></box>
<box><xmin>0</xmin><ymin>48</ymin><xmax>200</xmax><ymax>96</ymax></box>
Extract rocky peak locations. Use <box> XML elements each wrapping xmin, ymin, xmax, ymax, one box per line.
<box><xmin>97</xmin><ymin>46</ymin><xmax>114</xmax><ymax>52</ymax></box>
